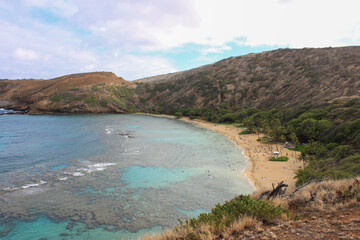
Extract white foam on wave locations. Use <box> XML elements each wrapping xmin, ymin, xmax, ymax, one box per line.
<box><xmin>62</xmin><ymin>162</ymin><xmax>116</xmax><ymax>178</ymax></box>
<box><xmin>2</xmin><ymin>181</ymin><xmax>46</xmax><ymax>192</ymax></box>
<box><xmin>21</xmin><ymin>180</ymin><xmax>47</xmax><ymax>189</ymax></box>
<box><xmin>1</xmin><ymin>162</ymin><xmax>114</xmax><ymax>192</ymax></box>
<box><xmin>72</xmin><ymin>172</ymin><xmax>85</xmax><ymax>177</ymax></box>
<box><xmin>3</xmin><ymin>186</ymin><xmax>20</xmax><ymax>191</ymax></box>
<box><xmin>80</xmin><ymin>162</ymin><xmax>117</xmax><ymax>173</ymax></box>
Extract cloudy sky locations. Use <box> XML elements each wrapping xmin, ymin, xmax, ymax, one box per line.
<box><xmin>1</xmin><ymin>0</ymin><xmax>359</xmax><ymax>80</ymax></box>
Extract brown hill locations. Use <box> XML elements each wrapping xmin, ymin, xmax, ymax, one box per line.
<box><xmin>1</xmin><ymin>46</ymin><xmax>360</xmax><ymax>114</ymax></box>
<box><xmin>0</xmin><ymin>72</ymin><xmax>135</xmax><ymax>114</ymax></box>
<box><xmin>134</xmin><ymin>46</ymin><xmax>360</xmax><ymax>112</ymax></box>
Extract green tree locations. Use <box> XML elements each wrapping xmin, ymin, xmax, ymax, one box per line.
<box><xmin>175</xmin><ymin>111</ymin><xmax>183</xmax><ymax>118</ymax></box>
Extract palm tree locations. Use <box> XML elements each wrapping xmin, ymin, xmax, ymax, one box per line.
<box><xmin>299</xmin><ymin>152</ymin><xmax>307</xmax><ymax>168</ymax></box>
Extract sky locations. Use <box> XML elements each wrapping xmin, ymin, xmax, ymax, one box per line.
<box><xmin>1</xmin><ymin>0</ymin><xmax>359</xmax><ymax>80</ymax></box>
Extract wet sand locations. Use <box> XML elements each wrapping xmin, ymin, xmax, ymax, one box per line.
<box><xmin>142</xmin><ymin>114</ymin><xmax>302</xmax><ymax>192</ymax></box>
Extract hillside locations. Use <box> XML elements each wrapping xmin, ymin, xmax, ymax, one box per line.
<box><xmin>1</xmin><ymin>46</ymin><xmax>360</xmax><ymax>114</ymax></box>
<box><xmin>134</xmin><ymin>46</ymin><xmax>360</xmax><ymax>112</ymax></box>
<box><xmin>0</xmin><ymin>72</ymin><xmax>136</xmax><ymax>114</ymax></box>
<box><xmin>142</xmin><ymin>178</ymin><xmax>360</xmax><ymax>240</ymax></box>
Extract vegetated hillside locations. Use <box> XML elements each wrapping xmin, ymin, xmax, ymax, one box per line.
<box><xmin>1</xmin><ymin>47</ymin><xmax>359</xmax><ymax>114</ymax></box>
<box><xmin>134</xmin><ymin>46</ymin><xmax>360</xmax><ymax>113</ymax></box>
<box><xmin>133</xmin><ymin>46</ymin><xmax>360</xmax><ymax>187</ymax></box>
<box><xmin>143</xmin><ymin>178</ymin><xmax>360</xmax><ymax>240</ymax></box>
<box><xmin>0</xmin><ymin>72</ymin><xmax>137</xmax><ymax>114</ymax></box>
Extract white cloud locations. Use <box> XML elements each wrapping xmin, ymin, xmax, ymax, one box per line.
<box><xmin>104</xmin><ymin>54</ymin><xmax>178</xmax><ymax>80</ymax></box>
<box><xmin>77</xmin><ymin>0</ymin><xmax>360</xmax><ymax>52</ymax></box>
<box><xmin>83</xmin><ymin>64</ymin><xmax>96</xmax><ymax>71</ymax></box>
<box><xmin>201</xmin><ymin>45</ymin><xmax>232</xmax><ymax>55</ymax></box>
<box><xmin>1</xmin><ymin>0</ymin><xmax>360</xmax><ymax>80</ymax></box>
<box><xmin>13</xmin><ymin>48</ymin><xmax>40</xmax><ymax>61</ymax></box>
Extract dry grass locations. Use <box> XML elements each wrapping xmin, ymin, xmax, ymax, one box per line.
<box><xmin>223</xmin><ymin>216</ymin><xmax>262</xmax><ymax>239</ymax></box>
<box><xmin>286</xmin><ymin>178</ymin><xmax>360</xmax><ymax>212</ymax></box>
<box><xmin>141</xmin><ymin>224</ymin><xmax>215</xmax><ymax>240</ymax></box>
<box><xmin>142</xmin><ymin>216</ymin><xmax>261</xmax><ymax>240</ymax></box>
<box><xmin>142</xmin><ymin>178</ymin><xmax>360</xmax><ymax>240</ymax></box>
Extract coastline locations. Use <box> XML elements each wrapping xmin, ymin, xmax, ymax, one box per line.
<box><xmin>140</xmin><ymin>113</ymin><xmax>302</xmax><ymax>192</ymax></box>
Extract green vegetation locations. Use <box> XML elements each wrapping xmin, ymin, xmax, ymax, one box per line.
<box><xmin>289</xmin><ymin>145</ymin><xmax>306</xmax><ymax>152</ymax></box>
<box><xmin>149</xmin><ymin>98</ymin><xmax>360</xmax><ymax>186</ymax></box>
<box><xmin>91</xmin><ymin>83</ymin><xmax>104</xmax><ymax>92</ymax></box>
<box><xmin>99</xmin><ymin>98</ymin><xmax>108</xmax><ymax>107</ymax></box>
<box><xmin>240</xmin><ymin>129</ymin><xmax>255</xmax><ymax>134</ymax></box>
<box><xmin>84</xmin><ymin>96</ymin><xmax>100</xmax><ymax>107</ymax></box>
<box><xmin>49</xmin><ymin>89</ymin><xmax>111</xmax><ymax>108</ymax></box>
<box><xmin>269</xmin><ymin>156</ymin><xmax>289</xmax><ymax>162</ymax></box>
<box><xmin>49</xmin><ymin>92</ymin><xmax>88</xmax><ymax>104</ymax></box>
<box><xmin>177</xmin><ymin>195</ymin><xmax>289</xmax><ymax>235</ymax></box>
<box><xmin>49</xmin><ymin>94</ymin><xmax>62</xmax><ymax>102</ymax></box>
<box><xmin>174</xmin><ymin>111</ymin><xmax>183</xmax><ymax>118</ymax></box>
<box><xmin>68</xmin><ymin>88</ymin><xmax>80</xmax><ymax>91</ymax></box>
<box><xmin>105</xmin><ymin>85</ymin><xmax>136</xmax><ymax>112</ymax></box>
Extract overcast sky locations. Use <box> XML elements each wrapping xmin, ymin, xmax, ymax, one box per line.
<box><xmin>1</xmin><ymin>0</ymin><xmax>359</xmax><ymax>80</ymax></box>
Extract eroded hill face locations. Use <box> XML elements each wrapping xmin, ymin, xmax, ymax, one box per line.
<box><xmin>1</xmin><ymin>47</ymin><xmax>360</xmax><ymax>114</ymax></box>
<box><xmin>134</xmin><ymin>47</ymin><xmax>360</xmax><ymax>112</ymax></box>
<box><xmin>0</xmin><ymin>72</ymin><xmax>136</xmax><ymax>114</ymax></box>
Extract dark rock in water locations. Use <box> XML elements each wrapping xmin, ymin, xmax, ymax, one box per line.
<box><xmin>59</xmin><ymin>232</ymin><xmax>69</xmax><ymax>237</ymax></box>
<box><xmin>113</xmin><ymin>130</ymin><xmax>135</xmax><ymax>138</ymax></box>
<box><xmin>66</xmin><ymin>221</ymin><xmax>75</xmax><ymax>230</ymax></box>
<box><xmin>38</xmin><ymin>238</ymin><xmax>48</xmax><ymax>240</ymax></box>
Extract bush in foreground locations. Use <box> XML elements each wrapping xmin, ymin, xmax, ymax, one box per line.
<box><xmin>143</xmin><ymin>178</ymin><xmax>360</xmax><ymax>240</ymax></box>
<box><xmin>143</xmin><ymin>195</ymin><xmax>289</xmax><ymax>240</ymax></box>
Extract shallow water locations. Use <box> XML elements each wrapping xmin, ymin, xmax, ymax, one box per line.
<box><xmin>0</xmin><ymin>114</ymin><xmax>253</xmax><ymax>239</ymax></box>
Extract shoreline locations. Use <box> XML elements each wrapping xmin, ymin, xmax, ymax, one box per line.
<box><xmin>140</xmin><ymin>113</ymin><xmax>302</xmax><ymax>192</ymax></box>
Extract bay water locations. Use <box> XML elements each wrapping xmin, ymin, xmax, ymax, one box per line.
<box><xmin>0</xmin><ymin>114</ymin><xmax>253</xmax><ymax>239</ymax></box>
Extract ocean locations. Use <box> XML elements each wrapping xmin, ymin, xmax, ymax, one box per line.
<box><xmin>0</xmin><ymin>114</ymin><xmax>253</xmax><ymax>239</ymax></box>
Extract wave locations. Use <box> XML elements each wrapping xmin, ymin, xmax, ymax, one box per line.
<box><xmin>21</xmin><ymin>180</ymin><xmax>47</xmax><ymax>189</ymax></box>
<box><xmin>2</xmin><ymin>180</ymin><xmax>47</xmax><ymax>191</ymax></box>
<box><xmin>2</xmin><ymin>162</ymin><xmax>117</xmax><ymax>192</ymax></box>
<box><xmin>76</xmin><ymin>162</ymin><xmax>117</xmax><ymax>174</ymax></box>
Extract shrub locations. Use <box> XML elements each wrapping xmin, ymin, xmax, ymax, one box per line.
<box><xmin>179</xmin><ymin>195</ymin><xmax>289</xmax><ymax>234</ymax></box>
<box><xmin>289</xmin><ymin>145</ymin><xmax>305</xmax><ymax>152</ymax></box>
<box><xmin>269</xmin><ymin>156</ymin><xmax>289</xmax><ymax>162</ymax></box>
<box><xmin>174</xmin><ymin>112</ymin><xmax>183</xmax><ymax>118</ymax></box>
<box><xmin>239</xmin><ymin>129</ymin><xmax>255</xmax><ymax>134</ymax></box>
<box><xmin>85</xmin><ymin>96</ymin><xmax>100</xmax><ymax>107</ymax></box>
<box><xmin>99</xmin><ymin>98</ymin><xmax>108</xmax><ymax>107</ymax></box>
<box><xmin>49</xmin><ymin>94</ymin><xmax>62</xmax><ymax>102</ymax></box>
<box><xmin>68</xmin><ymin>88</ymin><xmax>80</xmax><ymax>91</ymax></box>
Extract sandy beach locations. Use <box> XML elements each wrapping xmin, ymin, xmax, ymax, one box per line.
<box><xmin>143</xmin><ymin>114</ymin><xmax>302</xmax><ymax>192</ymax></box>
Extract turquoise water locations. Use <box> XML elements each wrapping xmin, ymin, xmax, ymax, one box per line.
<box><xmin>120</xmin><ymin>166</ymin><xmax>200</xmax><ymax>188</ymax></box>
<box><xmin>1</xmin><ymin>217</ymin><xmax>162</xmax><ymax>240</ymax></box>
<box><xmin>0</xmin><ymin>114</ymin><xmax>253</xmax><ymax>239</ymax></box>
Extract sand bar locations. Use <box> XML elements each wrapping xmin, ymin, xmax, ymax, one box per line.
<box><xmin>140</xmin><ymin>113</ymin><xmax>302</xmax><ymax>192</ymax></box>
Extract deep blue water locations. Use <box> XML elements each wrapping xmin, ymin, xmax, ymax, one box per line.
<box><xmin>0</xmin><ymin>114</ymin><xmax>253</xmax><ymax>239</ymax></box>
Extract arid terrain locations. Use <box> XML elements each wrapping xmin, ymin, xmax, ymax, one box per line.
<box><xmin>1</xmin><ymin>46</ymin><xmax>360</xmax><ymax>114</ymax></box>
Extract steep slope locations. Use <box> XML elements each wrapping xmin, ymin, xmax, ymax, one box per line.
<box><xmin>1</xmin><ymin>46</ymin><xmax>360</xmax><ymax>114</ymax></box>
<box><xmin>0</xmin><ymin>72</ymin><xmax>137</xmax><ymax>114</ymax></box>
<box><xmin>134</xmin><ymin>46</ymin><xmax>360</xmax><ymax>112</ymax></box>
